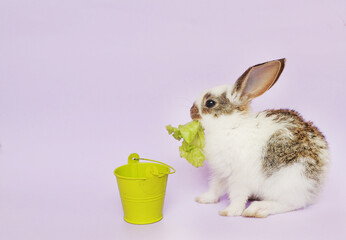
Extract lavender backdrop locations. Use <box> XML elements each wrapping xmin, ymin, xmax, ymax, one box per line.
<box><xmin>1</xmin><ymin>0</ymin><xmax>346</xmax><ymax>239</ymax></box>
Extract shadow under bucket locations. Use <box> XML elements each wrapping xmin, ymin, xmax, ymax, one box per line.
<box><xmin>114</xmin><ymin>153</ymin><xmax>175</xmax><ymax>224</ymax></box>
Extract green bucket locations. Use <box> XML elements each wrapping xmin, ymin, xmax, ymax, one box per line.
<box><xmin>114</xmin><ymin>153</ymin><xmax>175</xmax><ymax>224</ymax></box>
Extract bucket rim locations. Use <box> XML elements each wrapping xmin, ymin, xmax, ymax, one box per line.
<box><xmin>114</xmin><ymin>162</ymin><xmax>171</xmax><ymax>180</ymax></box>
<box><xmin>114</xmin><ymin>153</ymin><xmax>176</xmax><ymax>180</ymax></box>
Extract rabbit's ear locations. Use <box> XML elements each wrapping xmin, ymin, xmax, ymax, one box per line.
<box><xmin>233</xmin><ymin>58</ymin><xmax>285</xmax><ymax>101</ymax></box>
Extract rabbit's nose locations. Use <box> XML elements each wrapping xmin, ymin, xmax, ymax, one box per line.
<box><xmin>190</xmin><ymin>104</ymin><xmax>201</xmax><ymax>120</ymax></box>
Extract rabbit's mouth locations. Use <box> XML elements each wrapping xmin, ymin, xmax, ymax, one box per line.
<box><xmin>190</xmin><ymin>104</ymin><xmax>201</xmax><ymax>120</ymax></box>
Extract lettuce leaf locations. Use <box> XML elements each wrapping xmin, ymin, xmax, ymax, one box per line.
<box><xmin>166</xmin><ymin>120</ymin><xmax>205</xmax><ymax>167</ymax></box>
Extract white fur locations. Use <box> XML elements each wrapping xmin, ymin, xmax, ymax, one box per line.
<box><xmin>194</xmin><ymin>84</ymin><xmax>329</xmax><ymax>217</ymax></box>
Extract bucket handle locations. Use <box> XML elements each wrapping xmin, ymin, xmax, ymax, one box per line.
<box><xmin>128</xmin><ymin>153</ymin><xmax>176</xmax><ymax>175</ymax></box>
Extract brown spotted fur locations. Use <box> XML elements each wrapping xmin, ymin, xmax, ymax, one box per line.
<box><xmin>190</xmin><ymin>104</ymin><xmax>201</xmax><ymax>120</ymax></box>
<box><xmin>200</xmin><ymin>92</ymin><xmax>249</xmax><ymax>118</ymax></box>
<box><xmin>262</xmin><ymin>109</ymin><xmax>328</xmax><ymax>182</ymax></box>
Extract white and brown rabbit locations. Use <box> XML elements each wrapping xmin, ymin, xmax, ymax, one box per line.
<box><xmin>190</xmin><ymin>59</ymin><xmax>329</xmax><ymax>217</ymax></box>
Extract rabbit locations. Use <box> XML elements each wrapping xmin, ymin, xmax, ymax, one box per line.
<box><xmin>190</xmin><ymin>58</ymin><xmax>330</xmax><ymax>217</ymax></box>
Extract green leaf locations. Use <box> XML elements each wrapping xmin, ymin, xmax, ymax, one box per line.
<box><xmin>179</xmin><ymin>141</ymin><xmax>205</xmax><ymax>167</ymax></box>
<box><xmin>166</xmin><ymin>125</ymin><xmax>182</xmax><ymax>140</ymax></box>
<box><xmin>179</xmin><ymin>121</ymin><xmax>200</xmax><ymax>144</ymax></box>
<box><xmin>166</xmin><ymin>120</ymin><xmax>205</xmax><ymax>167</ymax></box>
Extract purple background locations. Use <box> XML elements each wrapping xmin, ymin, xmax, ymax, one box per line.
<box><xmin>1</xmin><ymin>0</ymin><xmax>346</xmax><ymax>239</ymax></box>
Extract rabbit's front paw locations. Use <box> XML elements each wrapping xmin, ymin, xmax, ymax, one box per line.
<box><xmin>219</xmin><ymin>205</ymin><xmax>245</xmax><ymax>217</ymax></box>
<box><xmin>195</xmin><ymin>192</ymin><xmax>220</xmax><ymax>204</ymax></box>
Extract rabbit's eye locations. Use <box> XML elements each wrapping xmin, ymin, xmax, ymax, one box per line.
<box><xmin>205</xmin><ymin>99</ymin><xmax>216</xmax><ymax>108</ymax></box>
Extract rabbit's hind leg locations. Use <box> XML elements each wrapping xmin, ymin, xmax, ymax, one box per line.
<box><xmin>242</xmin><ymin>200</ymin><xmax>300</xmax><ymax>218</ymax></box>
